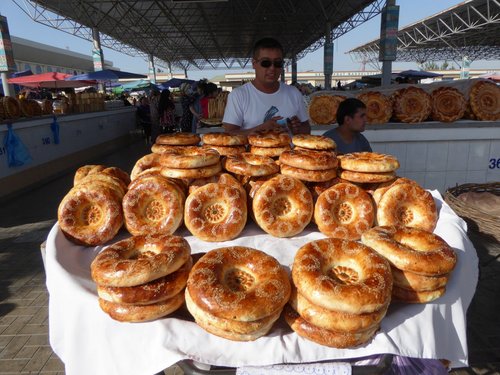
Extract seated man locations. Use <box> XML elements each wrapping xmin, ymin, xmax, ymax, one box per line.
<box><xmin>323</xmin><ymin>98</ymin><xmax>372</xmax><ymax>154</ymax></box>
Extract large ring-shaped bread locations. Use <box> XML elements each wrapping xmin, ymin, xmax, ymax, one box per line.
<box><xmin>74</xmin><ymin>165</ymin><xmax>107</xmax><ymax>185</ymax></box>
<box><xmin>131</xmin><ymin>153</ymin><xmax>162</xmax><ymax>181</ymax></box>
<box><xmin>98</xmin><ymin>293</ymin><xmax>184</xmax><ymax>322</ymax></box>
<box><xmin>357</xmin><ymin>91</ymin><xmax>392</xmax><ymax>125</ymax></box>
<box><xmin>155</xmin><ymin>132</ymin><xmax>200</xmax><ymax>146</ymax></box>
<box><xmin>161</xmin><ymin>162</ymin><xmax>222</xmax><ymax>179</ymax></box>
<box><xmin>292</xmin><ymin>134</ymin><xmax>336</xmax><ymax>150</ymax></box>
<box><xmin>289</xmin><ymin>288</ymin><xmax>388</xmax><ymax>333</ymax></box>
<box><xmin>202</xmin><ymin>132</ymin><xmax>247</xmax><ymax>146</ymax></box>
<box><xmin>279</xmin><ymin>149</ymin><xmax>338</xmax><ymax>171</ymax></box>
<box><xmin>338</xmin><ymin>152</ymin><xmax>399</xmax><ymax>173</ymax></box>
<box><xmin>292</xmin><ymin>238</ymin><xmax>392</xmax><ymax>314</ymax></box>
<box><xmin>97</xmin><ymin>257</ymin><xmax>192</xmax><ymax>305</ymax></box>
<box><xmin>392</xmin><ymin>285</ymin><xmax>446</xmax><ymax>304</ymax></box>
<box><xmin>151</xmin><ymin>143</ymin><xmax>184</xmax><ymax>154</ymax></box>
<box><xmin>469</xmin><ymin>79</ymin><xmax>500</xmax><ymax>121</ymax></box>
<box><xmin>361</xmin><ymin>226</ymin><xmax>457</xmax><ymax>276</ymax></box>
<box><xmin>159</xmin><ymin>146</ymin><xmax>220</xmax><ymax>169</ymax></box>
<box><xmin>392</xmin><ymin>86</ymin><xmax>432</xmax><ymax>123</ymax></box>
<box><xmin>250</xmin><ymin>145</ymin><xmax>291</xmax><ymax>158</ymax></box>
<box><xmin>2</xmin><ymin>96</ymin><xmax>21</xmax><ymax>119</ymax></box>
<box><xmin>376</xmin><ymin>183</ymin><xmax>438</xmax><ymax>232</ymax></box>
<box><xmin>184</xmin><ymin>182</ymin><xmax>247</xmax><ymax>242</ymax></box>
<box><xmin>280</xmin><ymin>164</ymin><xmax>337</xmax><ymax>182</ymax></box>
<box><xmin>90</xmin><ymin>234</ymin><xmax>191</xmax><ymax>287</ymax></box>
<box><xmin>77</xmin><ymin>173</ymin><xmax>127</xmax><ymax>199</ymax></box>
<box><xmin>391</xmin><ymin>266</ymin><xmax>450</xmax><ymax>292</ymax></box>
<box><xmin>223</xmin><ymin>153</ymin><xmax>279</xmax><ymax>177</ymax></box>
<box><xmin>202</xmin><ymin>144</ymin><xmax>246</xmax><ymax>156</ymax></box>
<box><xmin>431</xmin><ymin>86</ymin><xmax>466</xmax><ymax>122</ymax></box>
<box><xmin>188</xmin><ymin>172</ymin><xmax>245</xmax><ymax>195</ymax></box>
<box><xmin>252</xmin><ymin>175</ymin><xmax>313</xmax><ymax>237</ymax></box>
<box><xmin>186</xmin><ymin>246</ymin><xmax>291</xmax><ymax>321</ymax></box>
<box><xmin>122</xmin><ymin>174</ymin><xmax>185</xmax><ymax>236</ymax></box>
<box><xmin>247</xmin><ymin>130</ymin><xmax>291</xmax><ymax>147</ymax></box>
<box><xmin>284</xmin><ymin>306</ymin><xmax>379</xmax><ymax>348</ymax></box>
<box><xmin>371</xmin><ymin>177</ymin><xmax>418</xmax><ymax>205</ymax></box>
<box><xmin>314</xmin><ymin>182</ymin><xmax>375</xmax><ymax>240</ymax></box>
<box><xmin>308</xmin><ymin>95</ymin><xmax>345</xmax><ymax>125</ymax></box>
<box><xmin>57</xmin><ymin>184</ymin><xmax>123</xmax><ymax>246</ymax></box>
<box><xmin>338</xmin><ymin>169</ymin><xmax>396</xmax><ymax>184</ymax></box>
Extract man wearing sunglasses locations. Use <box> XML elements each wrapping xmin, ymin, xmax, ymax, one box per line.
<box><xmin>222</xmin><ymin>38</ymin><xmax>310</xmax><ymax>135</ymax></box>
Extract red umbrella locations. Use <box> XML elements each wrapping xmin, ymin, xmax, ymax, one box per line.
<box><xmin>8</xmin><ymin>72</ymin><xmax>96</xmax><ymax>89</ymax></box>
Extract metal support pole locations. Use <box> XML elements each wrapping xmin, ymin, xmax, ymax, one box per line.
<box><xmin>379</xmin><ymin>0</ymin><xmax>399</xmax><ymax>87</ymax></box>
<box><xmin>324</xmin><ymin>23</ymin><xmax>333</xmax><ymax>90</ymax></box>
<box><xmin>91</xmin><ymin>28</ymin><xmax>105</xmax><ymax>71</ymax></box>
<box><xmin>1</xmin><ymin>72</ymin><xmax>14</xmax><ymax>97</ymax></box>
<box><xmin>0</xmin><ymin>14</ymin><xmax>16</xmax><ymax>96</ymax></box>
<box><xmin>291</xmin><ymin>56</ymin><xmax>297</xmax><ymax>84</ymax></box>
<box><xmin>149</xmin><ymin>54</ymin><xmax>157</xmax><ymax>84</ymax></box>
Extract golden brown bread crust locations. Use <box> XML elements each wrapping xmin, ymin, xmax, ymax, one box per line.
<box><xmin>131</xmin><ymin>153</ymin><xmax>162</xmax><ymax>181</ymax></box>
<box><xmin>250</xmin><ymin>145</ymin><xmax>291</xmax><ymax>158</ymax></box>
<box><xmin>151</xmin><ymin>143</ymin><xmax>184</xmax><ymax>154</ymax></box>
<box><xmin>391</xmin><ymin>266</ymin><xmax>450</xmax><ymax>292</ymax></box>
<box><xmin>376</xmin><ymin>183</ymin><xmax>438</xmax><ymax>232</ymax></box>
<box><xmin>184</xmin><ymin>183</ymin><xmax>247</xmax><ymax>242</ymax></box>
<box><xmin>469</xmin><ymin>79</ymin><xmax>500</xmax><ymax>121</ymax></box>
<box><xmin>289</xmin><ymin>288</ymin><xmax>388</xmax><ymax>333</ymax></box>
<box><xmin>280</xmin><ymin>164</ymin><xmax>338</xmax><ymax>182</ymax></box>
<box><xmin>159</xmin><ymin>146</ymin><xmax>220</xmax><ymax>169</ymax></box>
<box><xmin>338</xmin><ymin>152</ymin><xmax>400</xmax><ymax>173</ymax></box>
<box><xmin>74</xmin><ymin>165</ymin><xmax>107</xmax><ymax>185</ymax></box>
<box><xmin>284</xmin><ymin>306</ymin><xmax>379</xmax><ymax>348</ymax></box>
<box><xmin>357</xmin><ymin>91</ymin><xmax>392</xmax><ymax>125</ymax></box>
<box><xmin>392</xmin><ymin>285</ymin><xmax>446</xmax><ymax>304</ymax></box>
<box><xmin>361</xmin><ymin>226</ymin><xmax>457</xmax><ymax>276</ymax></box>
<box><xmin>314</xmin><ymin>182</ymin><xmax>375</xmax><ymax>240</ymax></box>
<box><xmin>292</xmin><ymin>237</ymin><xmax>392</xmax><ymax>314</ymax></box>
<box><xmin>223</xmin><ymin>153</ymin><xmax>279</xmax><ymax>177</ymax></box>
<box><xmin>292</xmin><ymin>134</ymin><xmax>336</xmax><ymax>150</ymax></box>
<box><xmin>338</xmin><ymin>169</ymin><xmax>396</xmax><ymax>184</ymax></box>
<box><xmin>431</xmin><ymin>86</ymin><xmax>466</xmax><ymax>122</ymax></box>
<box><xmin>202</xmin><ymin>132</ymin><xmax>247</xmax><ymax>146</ymax></box>
<box><xmin>160</xmin><ymin>161</ymin><xmax>222</xmax><ymax>179</ymax></box>
<box><xmin>371</xmin><ymin>177</ymin><xmax>418</xmax><ymax>205</ymax></box>
<box><xmin>202</xmin><ymin>144</ymin><xmax>247</xmax><ymax>156</ymax></box>
<box><xmin>279</xmin><ymin>149</ymin><xmax>338</xmax><ymax>171</ymax></box>
<box><xmin>156</xmin><ymin>132</ymin><xmax>200</xmax><ymax>145</ymax></box>
<box><xmin>188</xmin><ymin>172</ymin><xmax>244</xmax><ymax>195</ymax></box>
<box><xmin>97</xmin><ymin>257</ymin><xmax>192</xmax><ymax>304</ymax></box>
<box><xmin>391</xmin><ymin>86</ymin><xmax>432</xmax><ymax>123</ymax></box>
<box><xmin>90</xmin><ymin>234</ymin><xmax>191</xmax><ymax>287</ymax></box>
<box><xmin>252</xmin><ymin>175</ymin><xmax>313</xmax><ymax>237</ymax></box>
<box><xmin>308</xmin><ymin>95</ymin><xmax>345</xmax><ymax>125</ymax></box>
<box><xmin>98</xmin><ymin>293</ymin><xmax>184</xmax><ymax>322</ymax></box>
<box><xmin>247</xmin><ymin>130</ymin><xmax>291</xmax><ymax>147</ymax></box>
<box><xmin>122</xmin><ymin>174</ymin><xmax>185</xmax><ymax>236</ymax></box>
<box><xmin>187</xmin><ymin>246</ymin><xmax>291</xmax><ymax>321</ymax></box>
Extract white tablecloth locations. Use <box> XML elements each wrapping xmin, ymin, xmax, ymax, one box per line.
<box><xmin>45</xmin><ymin>191</ymin><xmax>478</xmax><ymax>375</ymax></box>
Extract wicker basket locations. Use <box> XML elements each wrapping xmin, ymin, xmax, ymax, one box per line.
<box><xmin>444</xmin><ymin>182</ymin><xmax>500</xmax><ymax>242</ymax></box>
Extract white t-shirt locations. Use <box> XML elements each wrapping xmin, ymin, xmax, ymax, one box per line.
<box><xmin>222</xmin><ymin>82</ymin><xmax>309</xmax><ymax>130</ymax></box>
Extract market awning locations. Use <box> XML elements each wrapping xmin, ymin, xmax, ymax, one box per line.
<box><xmin>8</xmin><ymin>72</ymin><xmax>97</xmax><ymax>89</ymax></box>
<box><xmin>67</xmin><ymin>69</ymin><xmax>148</xmax><ymax>81</ymax></box>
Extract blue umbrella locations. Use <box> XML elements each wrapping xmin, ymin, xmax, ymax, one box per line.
<box><xmin>66</xmin><ymin>69</ymin><xmax>147</xmax><ymax>81</ymax></box>
<box><xmin>398</xmin><ymin>70</ymin><xmax>443</xmax><ymax>79</ymax></box>
<box><xmin>158</xmin><ymin>78</ymin><xmax>195</xmax><ymax>89</ymax></box>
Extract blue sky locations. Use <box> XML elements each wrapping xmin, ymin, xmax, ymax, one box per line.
<box><xmin>1</xmin><ymin>0</ymin><xmax>498</xmax><ymax>80</ymax></box>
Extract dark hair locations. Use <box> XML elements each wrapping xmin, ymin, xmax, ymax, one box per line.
<box><xmin>158</xmin><ymin>89</ymin><xmax>174</xmax><ymax>116</ymax></box>
<box><xmin>252</xmin><ymin>37</ymin><xmax>283</xmax><ymax>58</ymax></box>
<box><xmin>203</xmin><ymin>82</ymin><xmax>218</xmax><ymax>96</ymax></box>
<box><xmin>336</xmin><ymin>98</ymin><xmax>366</xmax><ymax>126</ymax></box>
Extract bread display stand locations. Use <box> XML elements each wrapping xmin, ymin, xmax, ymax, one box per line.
<box><xmin>44</xmin><ymin>191</ymin><xmax>478</xmax><ymax>375</ymax></box>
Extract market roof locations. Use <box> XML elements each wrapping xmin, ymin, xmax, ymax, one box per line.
<box><xmin>14</xmin><ymin>0</ymin><xmax>386</xmax><ymax>72</ymax></box>
<box><xmin>348</xmin><ymin>0</ymin><xmax>500</xmax><ymax>67</ymax></box>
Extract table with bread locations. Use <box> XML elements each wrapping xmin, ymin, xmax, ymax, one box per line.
<box><xmin>46</xmin><ymin>131</ymin><xmax>479</xmax><ymax>375</ymax></box>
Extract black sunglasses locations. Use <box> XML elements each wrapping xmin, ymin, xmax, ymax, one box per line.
<box><xmin>256</xmin><ymin>59</ymin><xmax>284</xmax><ymax>68</ymax></box>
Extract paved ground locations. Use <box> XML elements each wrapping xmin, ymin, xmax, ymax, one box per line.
<box><xmin>0</xmin><ymin>139</ymin><xmax>499</xmax><ymax>374</ymax></box>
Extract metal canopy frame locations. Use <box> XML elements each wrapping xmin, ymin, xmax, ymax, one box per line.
<box><xmin>13</xmin><ymin>0</ymin><xmax>386</xmax><ymax>72</ymax></box>
<box><xmin>349</xmin><ymin>0</ymin><xmax>500</xmax><ymax>69</ymax></box>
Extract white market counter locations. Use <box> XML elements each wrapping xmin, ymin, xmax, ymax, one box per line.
<box><xmin>199</xmin><ymin>121</ymin><xmax>500</xmax><ymax>194</ymax></box>
<box><xmin>0</xmin><ymin>107</ymin><xmax>137</xmax><ymax>199</ymax></box>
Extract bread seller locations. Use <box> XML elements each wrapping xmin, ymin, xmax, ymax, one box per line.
<box><xmin>222</xmin><ymin>37</ymin><xmax>310</xmax><ymax>136</ymax></box>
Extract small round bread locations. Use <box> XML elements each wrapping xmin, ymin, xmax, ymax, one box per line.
<box><xmin>469</xmin><ymin>79</ymin><xmax>500</xmax><ymax>121</ymax></box>
<box><xmin>314</xmin><ymin>182</ymin><xmax>375</xmax><ymax>240</ymax></box>
<box><xmin>357</xmin><ymin>91</ymin><xmax>393</xmax><ymax>125</ymax></box>
<box><xmin>185</xmin><ymin>288</ymin><xmax>281</xmax><ymax>341</ymax></box>
<box><xmin>159</xmin><ymin>146</ymin><xmax>220</xmax><ymax>169</ymax></box>
<box><xmin>161</xmin><ymin>162</ymin><xmax>222</xmax><ymax>179</ymax></box>
<box><xmin>361</xmin><ymin>226</ymin><xmax>457</xmax><ymax>276</ymax></box>
<box><xmin>431</xmin><ymin>86</ymin><xmax>466</xmax><ymax>122</ymax></box>
<box><xmin>187</xmin><ymin>246</ymin><xmax>291</xmax><ymax>321</ymax></box>
<box><xmin>280</xmin><ymin>149</ymin><xmax>338</xmax><ymax>171</ymax></box>
<box><xmin>131</xmin><ymin>153</ymin><xmax>162</xmax><ymax>181</ymax></box>
<box><xmin>371</xmin><ymin>177</ymin><xmax>418</xmax><ymax>205</ymax></box>
<box><xmin>97</xmin><ymin>257</ymin><xmax>192</xmax><ymax>305</ymax></box>
<box><xmin>122</xmin><ymin>174</ymin><xmax>185</xmax><ymax>236</ymax></box>
<box><xmin>202</xmin><ymin>132</ymin><xmax>247</xmax><ymax>146</ymax></box>
<box><xmin>289</xmin><ymin>288</ymin><xmax>388</xmax><ymax>333</ymax></box>
<box><xmin>280</xmin><ymin>164</ymin><xmax>337</xmax><ymax>182</ymax></box>
<box><xmin>338</xmin><ymin>152</ymin><xmax>399</xmax><ymax>173</ymax></box>
<box><xmin>338</xmin><ymin>169</ymin><xmax>396</xmax><ymax>184</ymax></box>
<box><xmin>247</xmin><ymin>130</ymin><xmax>291</xmax><ymax>147</ymax></box>
<box><xmin>252</xmin><ymin>175</ymin><xmax>313</xmax><ymax>237</ymax></box>
<box><xmin>391</xmin><ymin>266</ymin><xmax>450</xmax><ymax>292</ymax></box>
<box><xmin>392</xmin><ymin>86</ymin><xmax>432</xmax><ymax>123</ymax></box>
<box><xmin>151</xmin><ymin>143</ymin><xmax>184</xmax><ymax>154</ymax></box>
<box><xmin>184</xmin><ymin>182</ymin><xmax>247</xmax><ymax>242</ymax></box>
<box><xmin>223</xmin><ymin>153</ymin><xmax>279</xmax><ymax>177</ymax></box>
<box><xmin>284</xmin><ymin>306</ymin><xmax>379</xmax><ymax>348</ymax></box>
<box><xmin>202</xmin><ymin>144</ymin><xmax>247</xmax><ymax>156</ymax></box>
<box><xmin>98</xmin><ymin>293</ymin><xmax>184</xmax><ymax>322</ymax></box>
<box><xmin>292</xmin><ymin>134</ymin><xmax>336</xmax><ymax>151</ymax></box>
<box><xmin>90</xmin><ymin>234</ymin><xmax>191</xmax><ymax>287</ymax></box>
<box><xmin>292</xmin><ymin>238</ymin><xmax>392</xmax><ymax>314</ymax></box>
<box><xmin>250</xmin><ymin>145</ymin><xmax>291</xmax><ymax>158</ymax></box>
<box><xmin>156</xmin><ymin>132</ymin><xmax>200</xmax><ymax>146</ymax></box>
<box><xmin>58</xmin><ymin>184</ymin><xmax>123</xmax><ymax>246</ymax></box>
<box><xmin>376</xmin><ymin>183</ymin><xmax>438</xmax><ymax>232</ymax></box>
<box><xmin>392</xmin><ymin>285</ymin><xmax>446</xmax><ymax>304</ymax></box>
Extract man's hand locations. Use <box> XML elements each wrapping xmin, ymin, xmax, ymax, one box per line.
<box><xmin>288</xmin><ymin>116</ymin><xmax>311</xmax><ymax>135</ymax></box>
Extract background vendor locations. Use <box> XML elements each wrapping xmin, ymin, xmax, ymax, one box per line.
<box><xmin>222</xmin><ymin>37</ymin><xmax>310</xmax><ymax>135</ymax></box>
<box><xmin>323</xmin><ymin>98</ymin><xmax>372</xmax><ymax>154</ymax></box>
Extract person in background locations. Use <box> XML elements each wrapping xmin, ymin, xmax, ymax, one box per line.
<box><xmin>136</xmin><ymin>96</ymin><xmax>152</xmax><ymax>144</ymax></box>
<box><xmin>322</xmin><ymin>98</ymin><xmax>372</xmax><ymax>155</ymax></box>
<box><xmin>120</xmin><ymin>94</ymin><xmax>132</xmax><ymax>106</ymax></box>
<box><xmin>179</xmin><ymin>82</ymin><xmax>194</xmax><ymax>133</ymax></box>
<box><xmin>157</xmin><ymin>89</ymin><xmax>176</xmax><ymax>135</ymax></box>
<box><xmin>149</xmin><ymin>88</ymin><xmax>161</xmax><ymax>143</ymax></box>
<box><xmin>199</xmin><ymin>82</ymin><xmax>218</xmax><ymax>122</ymax></box>
<box><xmin>222</xmin><ymin>37</ymin><xmax>310</xmax><ymax>135</ymax></box>
<box><xmin>189</xmin><ymin>80</ymin><xmax>206</xmax><ymax>132</ymax></box>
